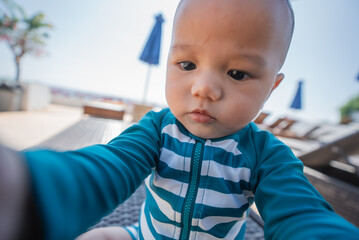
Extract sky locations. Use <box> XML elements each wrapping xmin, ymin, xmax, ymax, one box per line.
<box><xmin>1</xmin><ymin>0</ymin><xmax>358</xmax><ymax>124</ymax></box>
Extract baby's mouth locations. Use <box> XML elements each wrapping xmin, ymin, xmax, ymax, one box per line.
<box><xmin>189</xmin><ymin>109</ymin><xmax>215</xmax><ymax>123</ymax></box>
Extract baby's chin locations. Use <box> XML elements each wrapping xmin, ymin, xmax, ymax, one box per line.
<box><xmin>175</xmin><ymin>112</ymin><xmax>249</xmax><ymax>139</ymax></box>
<box><xmin>186</xmin><ymin>125</ymin><xmax>241</xmax><ymax>140</ymax></box>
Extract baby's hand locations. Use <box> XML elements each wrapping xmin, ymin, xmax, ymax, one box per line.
<box><xmin>76</xmin><ymin>227</ymin><xmax>133</xmax><ymax>240</ymax></box>
<box><xmin>0</xmin><ymin>144</ymin><xmax>28</xmax><ymax>240</ymax></box>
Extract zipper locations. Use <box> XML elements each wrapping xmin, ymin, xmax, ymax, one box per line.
<box><xmin>179</xmin><ymin>141</ymin><xmax>204</xmax><ymax>240</ymax></box>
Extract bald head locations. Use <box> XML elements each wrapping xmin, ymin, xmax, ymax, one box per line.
<box><xmin>278</xmin><ymin>0</ymin><xmax>295</xmax><ymax>66</ymax></box>
<box><xmin>173</xmin><ymin>0</ymin><xmax>295</xmax><ymax>70</ymax></box>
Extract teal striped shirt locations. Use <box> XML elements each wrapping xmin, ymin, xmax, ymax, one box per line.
<box><xmin>24</xmin><ymin>108</ymin><xmax>359</xmax><ymax>239</ymax></box>
<box><xmin>138</xmin><ymin>119</ymin><xmax>254</xmax><ymax>239</ymax></box>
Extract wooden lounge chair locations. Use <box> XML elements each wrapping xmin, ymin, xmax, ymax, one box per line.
<box><xmin>304</xmin><ymin>167</ymin><xmax>359</xmax><ymax>227</ymax></box>
<box><xmin>299</xmin><ymin>129</ymin><xmax>359</xmax><ymax>168</ymax></box>
<box><xmin>253</xmin><ymin>112</ymin><xmax>270</xmax><ymax>125</ymax></box>
<box><xmin>130</xmin><ymin>103</ymin><xmax>153</xmax><ymax>122</ymax></box>
<box><xmin>83</xmin><ymin>101</ymin><xmax>125</xmax><ymax>120</ymax></box>
<box><xmin>257</xmin><ymin>116</ymin><xmax>301</xmax><ymax>139</ymax></box>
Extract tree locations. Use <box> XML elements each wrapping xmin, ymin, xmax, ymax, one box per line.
<box><xmin>340</xmin><ymin>94</ymin><xmax>359</xmax><ymax>123</ymax></box>
<box><xmin>0</xmin><ymin>0</ymin><xmax>52</xmax><ymax>84</ymax></box>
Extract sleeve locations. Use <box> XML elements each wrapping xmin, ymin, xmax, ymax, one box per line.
<box><xmin>22</xmin><ymin>110</ymin><xmax>166</xmax><ymax>240</ymax></box>
<box><xmin>249</xmin><ymin>127</ymin><xmax>359</xmax><ymax>239</ymax></box>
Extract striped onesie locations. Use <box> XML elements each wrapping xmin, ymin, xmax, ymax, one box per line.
<box><xmin>126</xmin><ymin>119</ymin><xmax>254</xmax><ymax>239</ymax></box>
<box><xmin>24</xmin><ymin>108</ymin><xmax>359</xmax><ymax>240</ymax></box>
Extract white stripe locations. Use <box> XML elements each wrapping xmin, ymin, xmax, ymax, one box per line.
<box><xmin>145</xmin><ymin>177</ymin><xmax>182</xmax><ymax>222</ymax></box>
<box><xmin>193</xmin><ymin>212</ymin><xmax>246</xmax><ymax>231</ymax></box>
<box><xmin>159</xmin><ymin>149</ymin><xmax>251</xmax><ymax>183</ymax></box>
<box><xmin>139</xmin><ymin>202</ymin><xmax>156</xmax><ymax>240</ymax></box>
<box><xmin>197</xmin><ymin>188</ymin><xmax>248</xmax><ymax>208</ymax></box>
<box><xmin>149</xmin><ymin>211</ymin><xmax>179</xmax><ymax>239</ymax></box>
<box><xmin>161</xmin><ymin>124</ymin><xmax>195</xmax><ymax>144</ymax></box>
<box><xmin>190</xmin><ymin>218</ymin><xmax>246</xmax><ymax>240</ymax></box>
<box><xmin>160</xmin><ymin>148</ymin><xmax>191</xmax><ymax>172</ymax></box>
<box><xmin>206</xmin><ymin>160</ymin><xmax>251</xmax><ymax>183</ymax></box>
<box><xmin>174</xmin><ymin>224</ymin><xmax>182</xmax><ymax>240</ymax></box>
<box><xmin>159</xmin><ymin>149</ymin><xmax>250</xmax><ymax>182</ymax></box>
<box><xmin>152</xmin><ymin>172</ymin><xmax>188</xmax><ymax>198</ymax></box>
<box><xmin>206</xmin><ymin>139</ymin><xmax>242</xmax><ymax>156</ymax></box>
<box><xmin>153</xmin><ymin>171</ymin><xmax>250</xmax><ymax>204</ymax></box>
<box><xmin>125</xmin><ymin>225</ymin><xmax>138</xmax><ymax>239</ymax></box>
<box><xmin>151</xmin><ymin>173</ymin><xmax>248</xmax><ymax>209</ymax></box>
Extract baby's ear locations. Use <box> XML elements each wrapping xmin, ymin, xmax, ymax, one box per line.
<box><xmin>262</xmin><ymin>73</ymin><xmax>285</xmax><ymax>107</ymax></box>
<box><xmin>271</xmin><ymin>73</ymin><xmax>284</xmax><ymax>92</ymax></box>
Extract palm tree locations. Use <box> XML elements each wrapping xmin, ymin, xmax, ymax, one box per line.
<box><xmin>0</xmin><ymin>0</ymin><xmax>52</xmax><ymax>84</ymax></box>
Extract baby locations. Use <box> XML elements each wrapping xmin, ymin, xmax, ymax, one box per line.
<box><xmin>1</xmin><ymin>0</ymin><xmax>359</xmax><ymax>239</ymax></box>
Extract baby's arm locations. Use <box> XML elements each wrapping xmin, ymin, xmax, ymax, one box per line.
<box><xmin>0</xmin><ymin>144</ymin><xmax>44</xmax><ymax>240</ymax></box>
<box><xmin>21</xmin><ymin>110</ymin><xmax>166</xmax><ymax>240</ymax></box>
<box><xmin>250</xmin><ymin>129</ymin><xmax>359</xmax><ymax>239</ymax></box>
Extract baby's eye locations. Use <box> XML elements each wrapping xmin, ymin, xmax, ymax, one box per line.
<box><xmin>227</xmin><ymin>70</ymin><xmax>247</xmax><ymax>81</ymax></box>
<box><xmin>179</xmin><ymin>61</ymin><xmax>197</xmax><ymax>71</ymax></box>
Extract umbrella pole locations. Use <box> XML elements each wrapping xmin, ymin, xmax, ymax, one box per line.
<box><xmin>142</xmin><ymin>65</ymin><xmax>152</xmax><ymax>103</ymax></box>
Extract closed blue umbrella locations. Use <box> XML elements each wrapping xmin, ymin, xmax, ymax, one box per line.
<box><xmin>290</xmin><ymin>80</ymin><xmax>303</xmax><ymax>110</ymax></box>
<box><xmin>139</xmin><ymin>13</ymin><xmax>164</xmax><ymax>103</ymax></box>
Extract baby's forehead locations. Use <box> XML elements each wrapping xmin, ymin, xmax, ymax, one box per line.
<box><xmin>174</xmin><ymin>0</ymin><xmax>294</xmax><ymax>68</ymax></box>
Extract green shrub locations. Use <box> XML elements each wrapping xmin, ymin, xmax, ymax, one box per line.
<box><xmin>340</xmin><ymin>95</ymin><xmax>359</xmax><ymax>119</ymax></box>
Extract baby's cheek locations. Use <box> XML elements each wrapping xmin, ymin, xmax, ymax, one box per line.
<box><xmin>230</xmin><ymin>104</ymin><xmax>259</xmax><ymax>127</ymax></box>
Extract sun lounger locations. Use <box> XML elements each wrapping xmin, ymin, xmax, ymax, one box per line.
<box><xmin>33</xmin><ymin>117</ymin><xmax>127</xmax><ymax>151</ymax></box>
<box><xmin>304</xmin><ymin>167</ymin><xmax>359</xmax><ymax>227</ymax></box>
<box><xmin>299</xmin><ymin>130</ymin><xmax>359</xmax><ymax>168</ymax></box>
<box><xmin>259</xmin><ymin>117</ymin><xmax>359</xmax><ymax>171</ymax></box>
<box><xmin>83</xmin><ymin>101</ymin><xmax>125</xmax><ymax>120</ymax></box>
<box><xmin>253</xmin><ymin>112</ymin><xmax>270</xmax><ymax>125</ymax></box>
<box><xmin>130</xmin><ymin>103</ymin><xmax>153</xmax><ymax>122</ymax></box>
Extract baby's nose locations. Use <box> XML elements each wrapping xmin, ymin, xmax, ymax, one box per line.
<box><xmin>191</xmin><ymin>72</ymin><xmax>222</xmax><ymax>101</ymax></box>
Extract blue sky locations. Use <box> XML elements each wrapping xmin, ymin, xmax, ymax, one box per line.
<box><xmin>1</xmin><ymin>0</ymin><xmax>358</xmax><ymax>124</ymax></box>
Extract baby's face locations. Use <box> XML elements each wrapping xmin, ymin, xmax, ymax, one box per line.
<box><xmin>166</xmin><ymin>0</ymin><xmax>290</xmax><ymax>139</ymax></box>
